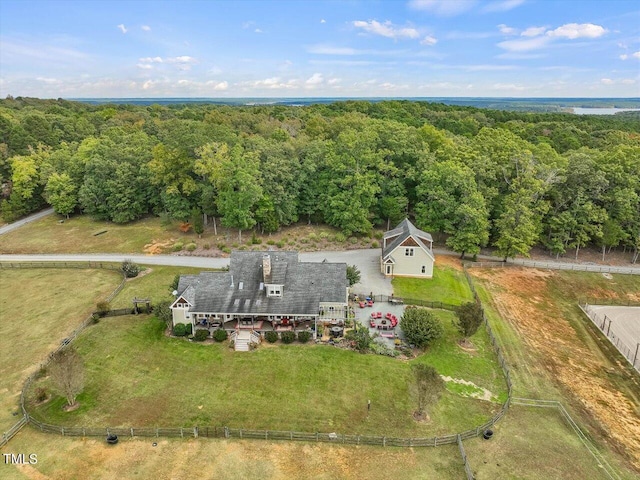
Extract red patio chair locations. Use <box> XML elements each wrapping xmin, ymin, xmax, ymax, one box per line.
<box><xmin>370</xmin><ymin>321</ymin><xmax>376</xmax><ymax>328</ymax></box>
<box><xmin>385</xmin><ymin>312</ymin><xmax>392</xmax><ymax>319</ymax></box>
<box><xmin>371</xmin><ymin>312</ymin><xmax>376</xmax><ymax>319</ymax></box>
<box><xmin>359</xmin><ymin>301</ymin><xmax>365</xmax><ymax>308</ymax></box>
<box><xmin>367</xmin><ymin>300</ymin><xmax>374</xmax><ymax>307</ymax></box>
<box><xmin>376</xmin><ymin>311</ymin><xmax>382</xmax><ymax>319</ymax></box>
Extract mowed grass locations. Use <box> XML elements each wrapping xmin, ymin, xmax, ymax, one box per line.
<box><xmin>26</xmin><ymin>314</ymin><xmax>500</xmax><ymax>437</ymax></box>
<box><xmin>0</xmin><ymin>429</ymin><xmax>465</xmax><ymax>480</ymax></box>
<box><xmin>392</xmin><ymin>265</ymin><xmax>474</xmax><ymax>306</ymax></box>
<box><xmin>0</xmin><ymin>214</ymin><xmax>189</xmax><ymax>254</ymax></box>
<box><xmin>110</xmin><ymin>265</ymin><xmax>208</xmax><ymax>309</ymax></box>
<box><xmin>0</xmin><ymin>268</ymin><xmax>122</xmax><ymax>432</ymax></box>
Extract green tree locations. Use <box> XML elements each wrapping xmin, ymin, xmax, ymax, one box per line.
<box><xmin>191</xmin><ymin>207</ymin><xmax>204</xmax><ymax>237</ymax></box>
<box><xmin>454</xmin><ymin>302</ymin><xmax>484</xmax><ymax>341</ymax></box>
<box><xmin>345</xmin><ymin>327</ymin><xmax>373</xmax><ymax>353</ymax></box>
<box><xmin>411</xmin><ymin>363</ymin><xmax>445</xmax><ymax>418</ymax></box>
<box><xmin>346</xmin><ymin>265</ymin><xmax>361</xmax><ymax>286</ymax></box>
<box><xmin>45</xmin><ymin>172</ymin><xmax>77</xmax><ymax>218</ymax></box>
<box><xmin>400</xmin><ymin>307</ymin><xmax>444</xmax><ymax>349</ymax></box>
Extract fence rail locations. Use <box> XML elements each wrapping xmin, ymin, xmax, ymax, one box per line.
<box><xmin>354</xmin><ymin>294</ymin><xmax>459</xmax><ymax>312</ymax></box>
<box><xmin>579</xmin><ymin>304</ymin><xmax>640</xmax><ymax>372</ymax></box>
<box><xmin>511</xmin><ymin>398</ymin><xmax>621</xmax><ymax>480</ymax></box>
<box><xmin>465</xmin><ymin>259</ymin><xmax>640</xmax><ymax>275</ymax></box>
<box><xmin>0</xmin><ymin>415</ymin><xmax>27</xmax><ymax>448</ymax></box>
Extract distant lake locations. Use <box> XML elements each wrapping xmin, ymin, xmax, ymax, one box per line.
<box><xmin>573</xmin><ymin>107</ymin><xmax>640</xmax><ymax>115</ymax></box>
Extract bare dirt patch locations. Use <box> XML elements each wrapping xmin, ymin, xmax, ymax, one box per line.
<box><xmin>434</xmin><ymin>254</ymin><xmax>464</xmax><ymax>271</ymax></box>
<box><xmin>474</xmin><ymin>267</ymin><xmax>640</xmax><ymax>471</ymax></box>
<box><xmin>143</xmin><ymin>240</ymin><xmax>174</xmax><ymax>255</ymax></box>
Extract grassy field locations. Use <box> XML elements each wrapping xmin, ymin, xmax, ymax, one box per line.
<box><xmin>0</xmin><ymin>213</ymin><xmax>382</xmax><ymax>255</ymax></box>
<box><xmin>110</xmin><ymin>265</ymin><xmax>207</xmax><ymax>309</ymax></box>
<box><xmin>25</xmin><ymin>310</ymin><xmax>502</xmax><ymax>437</ymax></box>
<box><xmin>0</xmin><ymin>429</ymin><xmax>465</xmax><ymax>480</ymax></box>
<box><xmin>470</xmin><ymin>267</ymin><xmax>640</xmax><ymax>477</ymax></box>
<box><xmin>392</xmin><ymin>263</ymin><xmax>474</xmax><ymax>306</ymax></box>
<box><xmin>0</xmin><ymin>268</ymin><xmax>122</xmax><ymax>433</ymax></box>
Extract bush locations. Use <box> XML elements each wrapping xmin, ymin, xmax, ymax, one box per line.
<box><xmin>371</xmin><ymin>241</ymin><xmax>380</xmax><ymax>248</ymax></box>
<box><xmin>35</xmin><ymin>386</ymin><xmax>48</xmax><ymax>403</ymax></box>
<box><xmin>173</xmin><ymin>324</ymin><xmax>187</xmax><ymax>337</ymax></box>
<box><xmin>281</xmin><ymin>331</ymin><xmax>296</xmax><ymax>344</ymax></box>
<box><xmin>213</xmin><ymin>329</ymin><xmax>228</xmax><ymax>342</ymax></box>
<box><xmin>401</xmin><ymin>307</ymin><xmax>444</xmax><ymax>349</ymax></box>
<box><xmin>345</xmin><ymin>327</ymin><xmax>372</xmax><ymax>353</ymax></box>
<box><xmin>370</xmin><ymin>341</ymin><xmax>399</xmax><ymax>357</ymax></box>
<box><xmin>172</xmin><ymin>242</ymin><xmax>184</xmax><ymax>252</ymax></box>
<box><xmin>217</xmin><ymin>242</ymin><xmax>226</xmax><ymax>250</ymax></box>
<box><xmin>203</xmin><ymin>243</ymin><xmax>211</xmax><ymax>250</ymax></box>
<box><xmin>455</xmin><ymin>302</ymin><xmax>484</xmax><ymax>340</ymax></box>
<box><xmin>266</xmin><ymin>239</ymin><xmax>276</xmax><ymax>246</ymax></box>
<box><xmin>334</xmin><ymin>233</ymin><xmax>346</xmax><ymax>243</ymax></box>
<box><xmin>308</xmin><ymin>232</ymin><xmax>318</xmax><ymax>241</ymax></box>
<box><xmin>239</xmin><ymin>245</ymin><xmax>247</xmax><ymax>250</ymax></box>
<box><xmin>155</xmin><ymin>300</ymin><xmax>172</xmax><ymax>325</ymax></box>
<box><xmin>96</xmin><ymin>301</ymin><xmax>110</xmax><ymax>316</ymax></box>
<box><xmin>276</xmin><ymin>241</ymin><xmax>285</xmax><ymax>248</ymax></box>
<box><xmin>121</xmin><ymin>259</ymin><xmax>140</xmax><ymax>278</ymax></box>
<box><xmin>299</xmin><ymin>237</ymin><xmax>309</xmax><ymax>244</ymax></box>
<box><xmin>319</xmin><ymin>232</ymin><xmax>329</xmax><ymax>240</ymax></box>
<box><xmin>186</xmin><ymin>242</ymin><xmax>197</xmax><ymax>252</ymax></box>
<box><xmin>265</xmin><ymin>331</ymin><xmax>278</xmax><ymax>343</ymax></box>
<box><xmin>374</xmin><ymin>231</ymin><xmax>383</xmax><ymax>240</ymax></box>
<box><xmin>297</xmin><ymin>331</ymin><xmax>312</xmax><ymax>343</ymax></box>
<box><xmin>170</xmin><ymin>274</ymin><xmax>180</xmax><ymax>292</ymax></box>
<box><xmin>185</xmin><ymin>323</ymin><xmax>193</xmax><ymax>335</ymax></box>
<box><xmin>194</xmin><ymin>329</ymin><xmax>209</xmax><ymax>341</ymax></box>
<box><xmin>222</xmin><ymin>247</ymin><xmax>231</xmax><ymax>254</ymax></box>
<box><xmin>348</xmin><ymin>236</ymin><xmax>358</xmax><ymax>244</ymax></box>
<box><xmin>232</xmin><ymin>243</ymin><xmax>239</xmax><ymax>248</ymax></box>
<box><xmin>251</xmin><ymin>232</ymin><xmax>262</xmax><ymax>244</ymax></box>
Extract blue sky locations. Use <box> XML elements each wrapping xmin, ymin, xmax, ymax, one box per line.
<box><xmin>1</xmin><ymin>0</ymin><xmax>639</xmax><ymax>98</ymax></box>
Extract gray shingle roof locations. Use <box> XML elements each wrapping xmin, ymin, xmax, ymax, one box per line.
<box><xmin>382</xmin><ymin>219</ymin><xmax>434</xmax><ymax>260</ymax></box>
<box><xmin>176</xmin><ymin>251</ymin><xmax>347</xmax><ymax>316</ymax></box>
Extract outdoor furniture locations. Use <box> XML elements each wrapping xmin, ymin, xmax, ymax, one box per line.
<box><xmin>385</xmin><ymin>312</ymin><xmax>392</xmax><ymax>319</ymax></box>
<box><xmin>370</xmin><ymin>312</ymin><xmax>377</xmax><ymax>319</ymax></box>
<box><xmin>376</xmin><ymin>311</ymin><xmax>382</xmax><ymax>319</ymax></box>
<box><xmin>359</xmin><ymin>301</ymin><xmax>366</xmax><ymax>308</ymax></box>
<box><xmin>367</xmin><ymin>300</ymin><xmax>374</xmax><ymax>307</ymax></box>
<box><xmin>330</xmin><ymin>326</ymin><xmax>343</xmax><ymax>337</ymax></box>
<box><xmin>370</xmin><ymin>320</ymin><xmax>376</xmax><ymax>328</ymax></box>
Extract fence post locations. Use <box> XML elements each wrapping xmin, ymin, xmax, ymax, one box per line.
<box><xmin>224</xmin><ymin>426</ymin><xmax>229</xmax><ymax>439</ymax></box>
<box><xmin>194</xmin><ymin>427</ymin><xmax>198</xmax><ymax>438</ymax></box>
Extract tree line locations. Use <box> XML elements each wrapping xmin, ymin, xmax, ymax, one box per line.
<box><xmin>1</xmin><ymin>97</ymin><xmax>638</xmax><ymax>262</ymax></box>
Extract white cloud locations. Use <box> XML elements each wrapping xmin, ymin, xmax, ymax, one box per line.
<box><xmin>408</xmin><ymin>0</ymin><xmax>477</xmax><ymax>16</ymax></box>
<box><xmin>36</xmin><ymin>77</ymin><xmax>58</xmax><ymax>84</ymax></box>
<box><xmin>496</xmin><ymin>52</ymin><xmax>545</xmax><ymax>59</ymax></box>
<box><xmin>498</xmin><ymin>24</ymin><xmax>517</xmax><ymax>35</ymax></box>
<box><xmin>421</xmin><ymin>35</ymin><xmax>438</xmax><ymax>46</ymax></box>
<box><xmin>547</xmin><ymin>23</ymin><xmax>607</xmax><ymax>39</ymax></box>
<box><xmin>621</xmin><ymin>79</ymin><xmax>636</xmax><ymax>85</ymax></box>
<box><xmin>352</xmin><ymin>20</ymin><xmax>420</xmax><ymax>39</ymax></box>
<box><xmin>634</xmin><ymin>51</ymin><xmax>640</xmax><ymax>59</ymax></box>
<box><xmin>482</xmin><ymin>0</ymin><xmax>525</xmax><ymax>13</ymax></box>
<box><xmin>141</xmin><ymin>25</ymin><xmax>151</xmax><ymax>32</ymax></box>
<box><xmin>521</xmin><ymin>26</ymin><xmax>546</xmax><ymax>37</ymax></box>
<box><xmin>306</xmin><ymin>73</ymin><xmax>324</xmax><ymax>85</ymax></box>
<box><xmin>169</xmin><ymin>56</ymin><xmax>196</xmax><ymax>64</ymax></box>
<box><xmin>136</xmin><ymin>63</ymin><xmax>153</xmax><ymax>69</ymax></box>
<box><xmin>255</xmin><ymin>28</ymin><xmax>263</xmax><ymax>33</ymax></box>
<box><xmin>497</xmin><ymin>36</ymin><xmax>550</xmax><ymax>52</ymax></box>
<box><xmin>208</xmin><ymin>80</ymin><xmax>228</xmax><ymax>90</ymax></box>
<box><xmin>620</xmin><ymin>54</ymin><xmax>629</xmax><ymax>60</ymax></box>
<box><xmin>139</xmin><ymin>56</ymin><xmax>164</xmax><ymax>63</ymax></box>
<box><xmin>117</xmin><ymin>24</ymin><xmax>128</xmax><ymax>34</ymax></box>
<box><xmin>601</xmin><ymin>78</ymin><xmax>614</xmax><ymax>85</ymax></box>
<box><xmin>307</xmin><ymin>45</ymin><xmax>407</xmax><ymax>56</ymax></box>
<box><xmin>320</xmin><ymin>19</ymin><xmax>326</xmax><ymax>24</ymax></box>
<box><xmin>327</xmin><ymin>78</ymin><xmax>341</xmax><ymax>85</ymax></box>
<box><xmin>491</xmin><ymin>82</ymin><xmax>526</xmax><ymax>91</ymax></box>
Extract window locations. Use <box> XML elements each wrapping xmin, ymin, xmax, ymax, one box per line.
<box><xmin>421</xmin><ymin>266</ymin><xmax>426</xmax><ymax>273</ymax></box>
<box><xmin>386</xmin><ymin>265</ymin><xmax>392</xmax><ymax>275</ymax></box>
<box><xmin>238</xmin><ymin>282</ymin><xmax>243</xmax><ymax>290</ymax></box>
<box><xmin>405</xmin><ymin>248</ymin><xmax>414</xmax><ymax>256</ymax></box>
<box><xmin>274</xmin><ymin>289</ymin><xmax>281</xmax><ymax>296</ymax></box>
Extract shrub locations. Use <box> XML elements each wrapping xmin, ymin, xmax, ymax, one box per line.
<box><xmin>91</xmin><ymin>313</ymin><xmax>100</xmax><ymax>324</ymax></box>
<box><xmin>281</xmin><ymin>331</ymin><xmax>296</xmax><ymax>344</ymax></box>
<box><xmin>172</xmin><ymin>242</ymin><xmax>184</xmax><ymax>252</ymax></box>
<box><xmin>251</xmin><ymin>232</ymin><xmax>262</xmax><ymax>244</ymax></box>
<box><xmin>287</xmin><ymin>239</ymin><xmax>296</xmax><ymax>245</ymax></box>
<box><xmin>299</xmin><ymin>237</ymin><xmax>309</xmax><ymax>244</ymax></box>
<box><xmin>297</xmin><ymin>331</ymin><xmax>312</xmax><ymax>343</ymax></box>
<box><xmin>155</xmin><ymin>300</ymin><xmax>172</xmax><ymax>325</ymax></box>
<box><xmin>232</xmin><ymin>243</ymin><xmax>239</xmax><ymax>248</ymax></box>
<box><xmin>203</xmin><ymin>243</ymin><xmax>211</xmax><ymax>250</ymax></box>
<box><xmin>185</xmin><ymin>323</ymin><xmax>193</xmax><ymax>335</ymax></box>
<box><xmin>186</xmin><ymin>242</ymin><xmax>197</xmax><ymax>252</ymax></box>
<box><xmin>348</xmin><ymin>236</ymin><xmax>358</xmax><ymax>245</ymax></box>
<box><xmin>334</xmin><ymin>233</ymin><xmax>346</xmax><ymax>243</ymax></box>
<box><xmin>276</xmin><ymin>241</ymin><xmax>285</xmax><ymax>248</ymax></box>
<box><xmin>35</xmin><ymin>387</ymin><xmax>48</xmax><ymax>403</ymax></box>
<box><xmin>265</xmin><ymin>331</ymin><xmax>278</xmax><ymax>343</ymax></box>
<box><xmin>319</xmin><ymin>232</ymin><xmax>329</xmax><ymax>240</ymax></box>
<box><xmin>173</xmin><ymin>324</ymin><xmax>187</xmax><ymax>336</ymax></box>
<box><xmin>217</xmin><ymin>242</ymin><xmax>226</xmax><ymax>250</ymax></box>
<box><xmin>239</xmin><ymin>245</ymin><xmax>247</xmax><ymax>250</ymax></box>
<box><xmin>96</xmin><ymin>301</ymin><xmax>110</xmax><ymax>316</ymax></box>
<box><xmin>308</xmin><ymin>232</ymin><xmax>318</xmax><ymax>241</ymax></box>
<box><xmin>401</xmin><ymin>307</ymin><xmax>444</xmax><ymax>349</ymax></box>
<box><xmin>454</xmin><ymin>302</ymin><xmax>484</xmax><ymax>340</ymax></box>
<box><xmin>266</xmin><ymin>239</ymin><xmax>276</xmax><ymax>246</ymax></box>
<box><xmin>213</xmin><ymin>329</ymin><xmax>228</xmax><ymax>342</ymax></box>
<box><xmin>121</xmin><ymin>259</ymin><xmax>140</xmax><ymax>278</ymax></box>
<box><xmin>194</xmin><ymin>329</ymin><xmax>209</xmax><ymax>341</ymax></box>
<box><xmin>371</xmin><ymin>241</ymin><xmax>380</xmax><ymax>248</ymax></box>
<box><xmin>374</xmin><ymin>231</ymin><xmax>383</xmax><ymax>240</ymax></box>
<box><xmin>222</xmin><ymin>247</ymin><xmax>231</xmax><ymax>254</ymax></box>
<box><xmin>170</xmin><ymin>274</ymin><xmax>180</xmax><ymax>292</ymax></box>
<box><xmin>370</xmin><ymin>341</ymin><xmax>399</xmax><ymax>357</ymax></box>
<box><xmin>345</xmin><ymin>327</ymin><xmax>372</xmax><ymax>353</ymax></box>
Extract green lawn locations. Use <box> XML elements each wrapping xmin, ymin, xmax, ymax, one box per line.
<box><xmin>392</xmin><ymin>265</ymin><xmax>474</xmax><ymax>306</ymax></box>
<box><xmin>0</xmin><ymin>268</ymin><xmax>122</xmax><ymax>433</ymax></box>
<box><xmin>25</xmin><ymin>313</ymin><xmax>502</xmax><ymax>438</ymax></box>
<box><xmin>110</xmin><ymin>265</ymin><xmax>209</xmax><ymax>309</ymax></box>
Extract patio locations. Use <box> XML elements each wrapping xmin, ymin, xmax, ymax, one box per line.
<box><xmin>354</xmin><ymin>301</ymin><xmax>406</xmax><ymax>348</ymax></box>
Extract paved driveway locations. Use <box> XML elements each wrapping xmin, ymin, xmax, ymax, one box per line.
<box><xmin>299</xmin><ymin>249</ymin><xmax>391</xmax><ymax>296</ymax></box>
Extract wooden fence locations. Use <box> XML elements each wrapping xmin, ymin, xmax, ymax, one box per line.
<box><xmin>511</xmin><ymin>398</ymin><xmax>621</xmax><ymax>480</ymax></box>
<box><xmin>457</xmin><ymin>434</ymin><xmax>474</xmax><ymax>480</ymax></box>
<box><xmin>354</xmin><ymin>294</ymin><xmax>459</xmax><ymax>312</ymax></box>
<box><xmin>465</xmin><ymin>259</ymin><xmax>640</xmax><ymax>275</ymax></box>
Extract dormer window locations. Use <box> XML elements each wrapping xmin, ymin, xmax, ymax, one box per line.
<box><xmin>266</xmin><ymin>285</ymin><xmax>283</xmax><ymax>297</ymax></box>
<box><xmin>405</xmin><ymin>248</ymin><xmax>414</xmax><ymax>256</ymax></box>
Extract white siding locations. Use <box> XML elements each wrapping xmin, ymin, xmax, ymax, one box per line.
<box><xmin>386</xmin><ymin>246</ymin><xmax>433</xmax><ymax>278</ymax></box>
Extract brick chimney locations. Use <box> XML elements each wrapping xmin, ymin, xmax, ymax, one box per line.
<box><xmin>262</xmin><ymin>254</ymin><xmax>272</xmax><ymax>283</ymax></box>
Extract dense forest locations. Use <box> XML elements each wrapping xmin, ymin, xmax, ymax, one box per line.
<box><xmin>0</xmin><ymin>97</ymin><xmax>639</xmax><ymax>262</ymax></box>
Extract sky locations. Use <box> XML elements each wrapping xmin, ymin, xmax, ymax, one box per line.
<box><xmin>0</xmin><ymin>0</ymin><xmax>639</xmax><ymax>98</ymax></box>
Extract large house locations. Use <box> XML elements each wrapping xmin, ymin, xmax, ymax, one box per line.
<box><xmin>170</xmin><ymin>251</ymin><xmax>348</xmax><ymax>344</ymax></box>
<box><xmin>381</xmin><ymin>219</ymin><xmax>435</xmax><ymax>278</ymax></box>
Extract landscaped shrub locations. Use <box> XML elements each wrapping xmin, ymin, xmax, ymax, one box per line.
<box><xmin>194</xmin><ymin>329</ymin><xmax>209</xmax><ymax>341</ymax></box>
<box><xmin>251</xmin><ymin>232</ymin><xmax>262</xmax><ymax>244</ymax></box>
<box><xmin>185</xmin><ymin>323</ymin><xmax>193</xmax><ymax>335</ymax></box>
<box><xmin>266</xmin><ymin>239</ymin><xmax>276</xmax><ymax>245</ymax></box>
<box><xmin>213</xmin><ymin>329</ymin><xmax>228</xmax><ymax>342</ymax></box>
<box><xmin>265</xmin><ymin>331</ymin><xmax>278</xmax><ymax>343</ymax></box>
<box><xmin>281</xmin><ymin>331</ymin><xmax>296</xmax><ymax>344</ymax></box>
<box><xmin>287</xmin><ymin>239</ymin><xmax>295</xmax><ymax>245</ymax></box>
<box><xmin>374</xmin><ymin>231</ymin><xmax>383</xmax><ymax>240</ymax></box>
<box><xmin>401</xmin><ymin>307</ymin><xmax>444</xmax><ymax>349</ymax></box>
<box><xmin>172</xmin><ymin>242</ymin><xmax>184</xmax><ymax>252</ymax></box>
<box><xmin>334</xmin><ymin>233</ymin><xmax>346</xmax><ymax>243</ymax></box>
<box><xmin>35</xmin><ymin>387</ymin><xmax>48</xmax><ymax>403</ymax></box>
<box><xmin>297</xmin><ymin>331</ymin><xmax>312</xmax><ymax>343</ymax></box>
<box><xmin>369</xmin><ymin>341</ymin><xmax>399</xmax><ymax>357</ymax></box>
<box><xmin>170</xmin><ymin>274</ymin><xmax>180</xmax><ymax>291</ymax></box>
<box><xmin>222</xmin><ymin>247</ymin><xmax>231</xmax><ymax>254</ymax></box>
<box><xmin>308</xmin><ymin>232</ymin><xmax>318</xmax><ymax>241</ymax></box>
<box><xmin>121</xmin><ymin>259</ymin><xmax>140</xmax><ymax>278</ymax></box>
<box><xmin>203</xmin><ymin>243</ymin><xmax>211</xmax><ymax>249</ymax></box>
<box><xmin>186</xmin><ymin>242</ymin><xmax>197</xmax><ymax>252</ymax></box>
<box><xmin>173</xmin><ymin>324</ymin><xmax>187</xmax><ymax>337</ymax></box>
<box><xmin>96</xmin><ymin>301</ymin><xmax>110</xmax><ymax>316</ymax></box>
<box><xmin>348</xmin><ymin>236</ymin><xmax>358</xmax><ymax>244</ymax></box>
<box><xmin>232</xmin><ymin>243</ymin><xmax>239</xmax><ymax>248</ymax></box>
<box><xmin>155</xmin><ymin>300</ymin><xmax>172</xmax><ymax>325</ymax></box>
<box><xmin>319</xmin><ymin>232</ymin><xmax>329</xmax><ymax>240</ymax></box>
<box><xmin>299</xmin><ymin>237</ymin><xmax>309</xmax><ymax>244</ymax></box>
<box><xmin>217</xmin><ymin>242</ymin><xmax>226</xmax><ymax>250</ymax></box>
<box><xmin>239</xmin><ymin>245</ymin><xmax>247</xmax><ymax>250</ymax></box>
<box><xmin>276</xmin><ymin>241</ymin><xmax>285</xmax><ymax>248</ymax></box>
<box><xmin>371</xmin><ymin>240</ymin><xmax>380</xmax><ymax>248</ymax></box>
